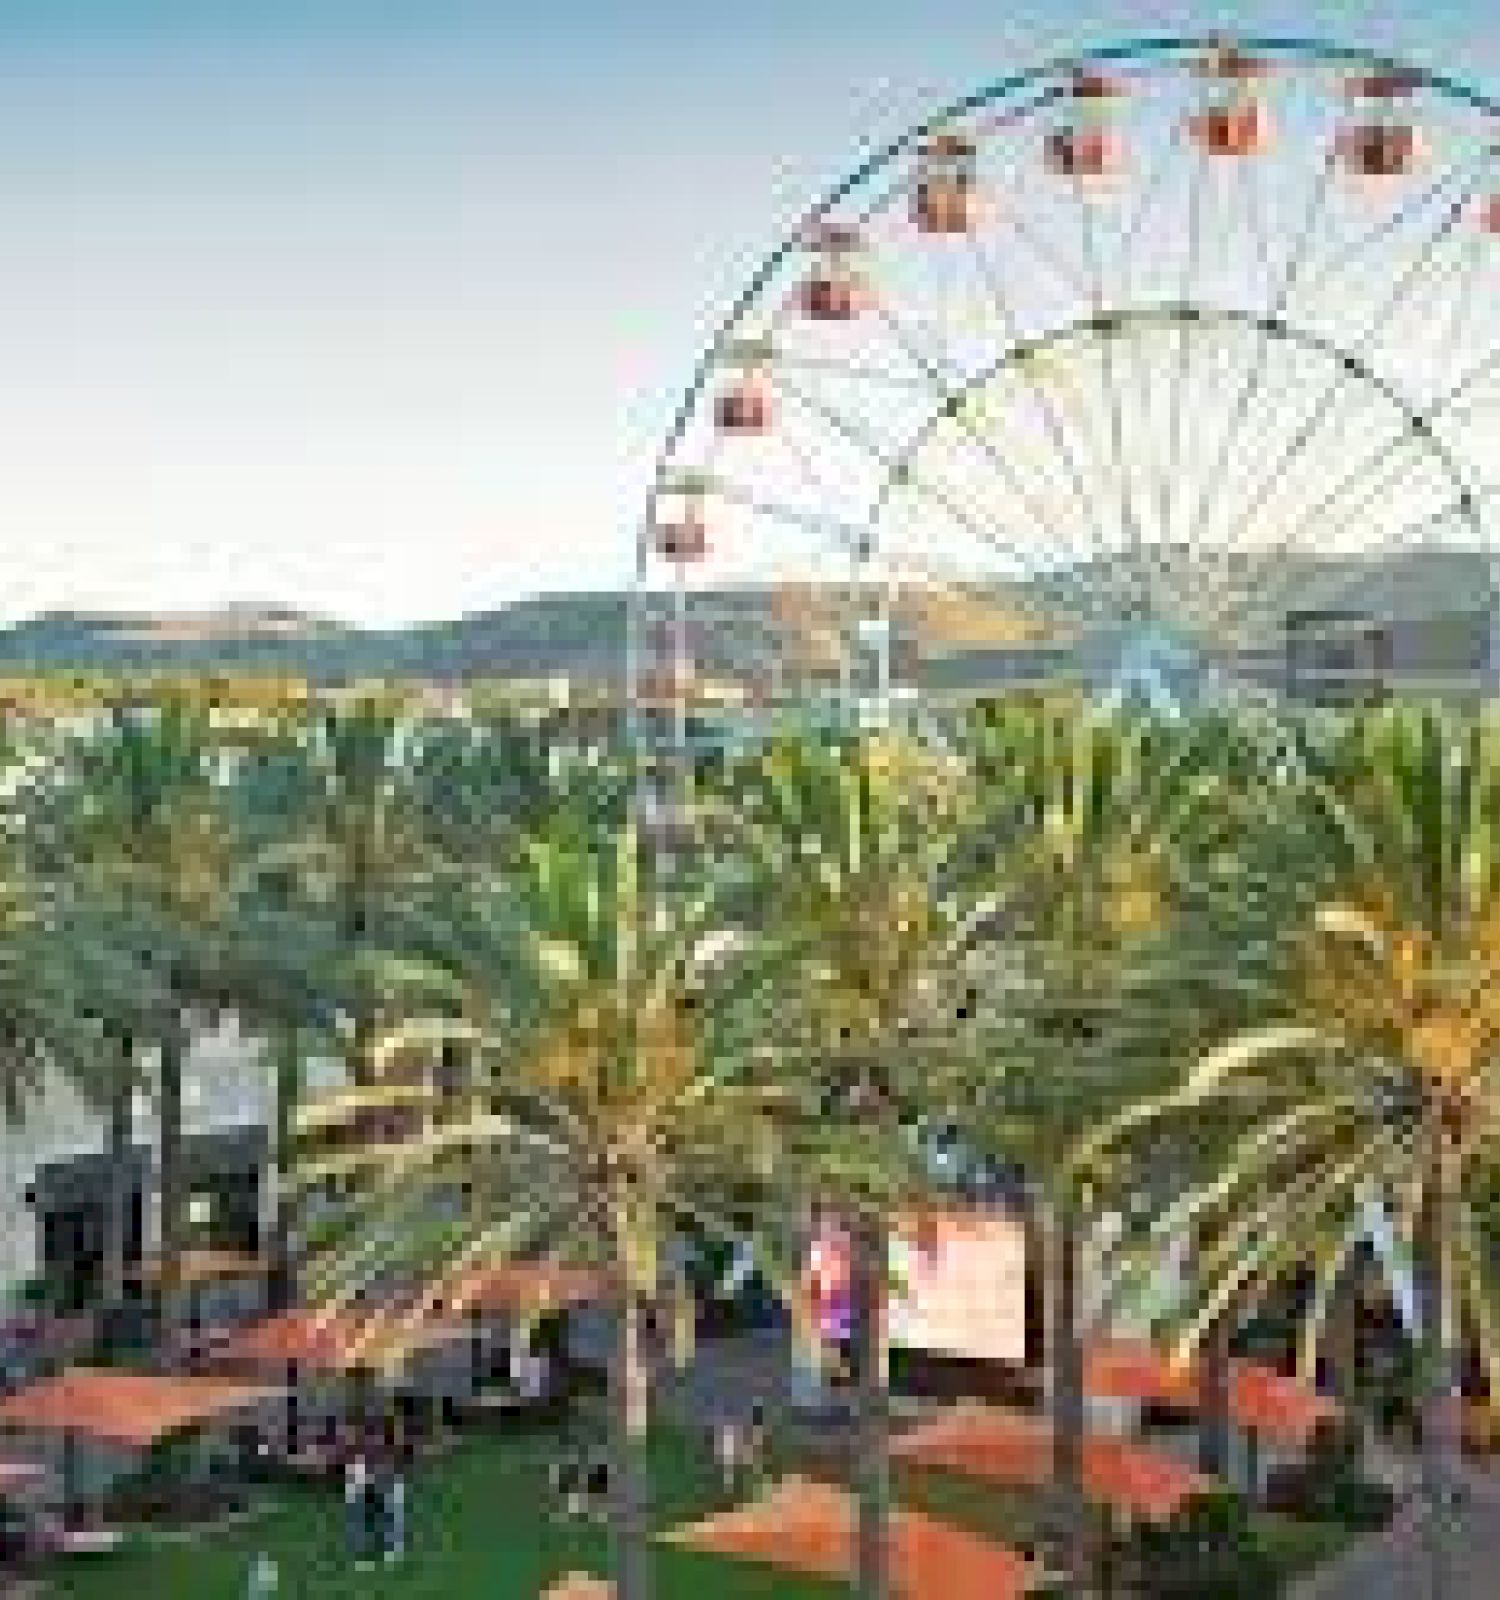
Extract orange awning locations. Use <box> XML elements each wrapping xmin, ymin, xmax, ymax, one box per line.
<box><xmin>0</xmin><ymin>1367</ymin><xmax>273</xmax><ymax>1449</ymax></box>
<box><xmin>1085</xmin><ymin>1340</ymin><xmax>1337</xmax><ymax>1447</ymax></box>
<box><xmin>665</xmin><ymin>1476</ymin><xmax>1030</xmax><ymax>1600</ymax></box>
<box><xmin>1086</xmin><ymin>1340</ymin><xmax>1199</xmax><ymax>1408</ymax></box>
<box><xmin>892</xmin><ymin>1404</ymin><xmax>1209</xmax><ymax>1521</ymax></box>
<box><xmin>1231</xmin><ymin>1360</ymin><xmax>1339</xmax><ymax>1446</ymax></box>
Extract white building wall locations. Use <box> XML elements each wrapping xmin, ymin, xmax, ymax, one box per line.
<box><xmin>0</xmin><ymin>1015</ymin><xmax>275</xmax><ymax>1298</ymax></box>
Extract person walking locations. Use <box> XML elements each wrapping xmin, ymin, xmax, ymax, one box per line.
<box><xmin>385</xmin><ymin>1469</ymin><xmax>407</xmax><ymax>1566</ymax></box>
<box><xmin>714</xmin><ymin>1414</ymin><xmax>745</xmax><ymax>1498</ymax></box>
<box><xmin>246</xmin><ymin>1551</ymin><xmax>279</xmax><ymax>1600</ymax></box>
<box><xmin>344</xmin><ymin>1452</ymin><xmax>374</xmax><ymax>1569</ymax></box>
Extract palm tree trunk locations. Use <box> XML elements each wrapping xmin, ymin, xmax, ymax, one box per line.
<box><xmin>1192</xmin><ymin>1216</ymin><xmax>1235</xmax><ymax>1485</ymax></box>
<box><xmin>1198</xmin><ymin>1309</ymin><xmax>1234</xmax><ymax>1483</ymax></box>
<box><xmin>852</xmin><ymin>1211</ymin><xmax>891</xmax><ymax>1600</ymax></box>
<box><xmin>101</xmin><ymin>1031</ymin><xmax>135</xmax><ymax>1355</ymax></box>
<box><xmin>155</xmin><ymin>1020</ymin><xmax>186</xmax><ymax>1358</ymax></box>
<box><xmin>610</xmin><ymin>1215</ymin><xmax>654</xmax><ymax>1600</ymax></box>
<box><xmin>267</xmin><ymin>1025</ymin><xmax>301</xmax><ymax>1312</ymax></box>
<box><xmin>1049</xmin><ymin>1195</ymin><xmax>1090</xmax><ymax>1595</ymax></box>
<box><xmin>1419</xmin><ymin>1121</ymin><xmax>1462</xmax><ymax>1594</ymax></box>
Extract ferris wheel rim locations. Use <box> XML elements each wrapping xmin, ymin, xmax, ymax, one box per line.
<box><xmin>638</xmin><ymin>31</ymin><xmax>1500</xmax><ymax>579</ymax></box>
<box><xmin>865</xmin><ymin>299</ymin><xmax>1483</xmax><ymax>553</ymax></box>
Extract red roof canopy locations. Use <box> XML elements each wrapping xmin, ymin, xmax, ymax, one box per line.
<box><xmin>666</xmin><ymin>1475</ymin><xmax>1030</xmax><ymax>1600</ymax></box>
<box><xmin>893</xmin><ymin>1403</ymin><xmax>1210</xmax><ymax>1521</ymax></box>
<box><xmin>0</xmin><ymin>1367</ymin><xmax>272</xmax><ymax>1449</ymax></box>
<box><xmin>1085</xmin><ymin>1340</ymin><xmax>1338</xmax><ymax>1446</ymax></box>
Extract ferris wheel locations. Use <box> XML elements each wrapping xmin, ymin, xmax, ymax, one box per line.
<box><xmin>633</xmin><ymin>34</ymin><xmax>1500</xmax><ymax>761</ymax></box>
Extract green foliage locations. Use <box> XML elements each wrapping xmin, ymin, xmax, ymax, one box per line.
<box><xmin>1120</xmin><ymin>1491</ymin><xmax>1280</xmax><ymax>1599</ymax></box>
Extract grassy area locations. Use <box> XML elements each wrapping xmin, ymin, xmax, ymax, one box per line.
<box><xmin>37</xmin><ymin>1404</ymin><xmax>1360</xmax><ymax>1600</ymax></box>
<box><xmin>1253</xmin><ymin>1511</ymin><xmax>1361</xmax><ymax>1587</ymax></box>
<box><xmin>44</xmin><ymin>1418</ymin><xmax>840</xmax><ymax>1600</ymax></box>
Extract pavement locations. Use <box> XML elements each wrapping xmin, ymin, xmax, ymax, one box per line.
<box><xmin>1290</xmin><ymin>1461</ymin><xmax>1500</xmax><ymax>1600</ymax></box>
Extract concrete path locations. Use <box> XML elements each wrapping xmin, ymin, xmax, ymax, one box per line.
<box><xmin>1291</xmin><ymin>1463</ymin><xmax>1500</xmax><ymax>1600</ymax></box>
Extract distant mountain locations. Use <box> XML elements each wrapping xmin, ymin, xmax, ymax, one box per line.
<box><xmin>0</xmin><ymin>546</ymin><xmax>1489</xmax><ymax>689</ymax></box>
<box><xmin>0</xmin><ymin>595</ymin><xmax>633</xmax><ymax>684</ymax></box>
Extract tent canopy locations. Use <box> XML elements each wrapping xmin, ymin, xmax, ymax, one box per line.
<box><xmin>665</xmin><ymin>1475</ymin><xmax>1030</xmax><ymax>1600</ymax></box>
<box><xmin>0</xmin><ymin>1367</ymin><xmax>273</xmax><ymax>1449</ymax></box>
<box><xmin>892</xmin><ymin>1403</ymin><xmax>1209</xmax><ymax>1521</ymax></box>
<box><xmin>1085</xmin><ymin>1340</ymin><xmax>1338</xmax><ymax>1447</ymax></box>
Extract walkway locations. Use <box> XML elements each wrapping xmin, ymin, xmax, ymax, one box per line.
<box><xmin>1291</xmin><ymin>1463</ymin><xmax>1500</xmax><ymax>1600</ymax></box>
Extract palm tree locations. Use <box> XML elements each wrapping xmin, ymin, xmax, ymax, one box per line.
<box><xmin>1080</xmin><ymin>704</ymin><xmax>1500</xmax><ymax>1533</ymax></box>
<box><xmin>294</xmin><ymin>805</ymin><xmax>791</xmax><ymax>1600</ymax></box>
<box><xmin>951</xmin><ymin>702</ymin><xmax>1256</xmax><ymax>1586</ymax></box>
<box><xmin>30</xmin><ymin>698</ymin><xmax>239</xmax><ymax>1348</ymax></box>
<box><xmin>716</xmin><ymin>727</ymin><xmax>983</xmax><ymax>1600</ymax></box>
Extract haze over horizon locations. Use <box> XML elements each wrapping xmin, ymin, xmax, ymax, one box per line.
<box><xmin>0</xmin><ymin>0</ymin><xmax>1493</xmax><ymax>628</ymax></box>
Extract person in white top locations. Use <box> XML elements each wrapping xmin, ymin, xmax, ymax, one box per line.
<box><xmin>246</xmin><ymin>1552</ymin><xmax>279</xmax><ymax>1599</ymax></box>
<box><xmin>714</xmin><ymin>1416</ymin><xmax>745</xmax><ymax>1496</ymax></box>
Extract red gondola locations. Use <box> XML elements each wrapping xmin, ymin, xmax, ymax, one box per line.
<box><xmin>1337</xmin><ymin>121</ymin><xmax>1421</xmax><ymax>177</ymax></box>
<box><xmin>1047</xmin><ymin>69</ymin><xmax>1124</xmax><ymax>178</ymax></box>
<box><xmin>1338</xmin><ymin>67</ymin><xmax>1422</xmax><ymax>177</ymax></box>
<box><xmin>1190</xmin><ymin>100</ymin><xmax>1268</xmax><ymax>157</ymax></box>
<box><xmin>912</xmin><ymin>132</ymin><xmax>980</xmax><ymax>235</ymax></box>
<box><xmin>1189</xmin><ymin>40</ymin><xmax>1271</xmax><ymax>156</ymax></box>
<box><xmin>798</xmin><ymin>224</ymin><xmax>871</xmax><ymax>321</ymax></box>
<box><xmin>653</xmin><ymin>478</ymin><xmax>708</xmax><ymax>563</ymax></box>
<box><xmin>1479</xmin><ymin>194</ymin><xmax>1500</xmax><ymax>234</ymax></box>
<box><xmin>1045</xmin><ymin>125</ymin><xmax>1122</xmax><ymax>178</ymax></box>
<box><xmin>715</xmin><ymin>366</ymin><xmax>772</xmax><ymax>434</ymax></box>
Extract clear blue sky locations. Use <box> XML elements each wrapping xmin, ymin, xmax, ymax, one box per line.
<box><xmin>0</xmin><ymin>0</ymin><xmax>1493</xmax><ymax>624</ymax></box>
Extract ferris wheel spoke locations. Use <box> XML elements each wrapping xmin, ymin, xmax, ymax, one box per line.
<box><xmin>1195</xmin><ymin>172</ymin><xmax>1482</xmax><ymax>598</ymax></box>
<box><xmin>1422</xmin><ymin>341</ymin><xmax>1500</xmax><ymax>425</ymax></box>
<box><xmin>962</xmin><ymin>238</ymin><xmax>1105</xmax><ymax>531</ymax></box>
<box><xmin>991</xmin><ymin>201</ymin><xmax>1098</xmax><ymax>303</ymax></box>
<box><xmin>775</xmin><ymin>371</ymin><xmax>1082</xmax><ymax>592</ymax></box>
<box><xmin>1065</xmin><ymin>167</ymin><xmax>1147</xmax><ymax>606</ymax></box>
<box><xmin>768</xmin><ymin>353</ymin><xmax>932</xmax><ymax>393</ymax></box>
<box><xmin>1298</xmin><ymin>161</ymin><xmax>1474</xmax><ymax>301</ymax></box>
<box><xmin>1116</xmin><ymin>124</ymin><xmax>1199</xmax><ymax>614</ymax></box>
<box><xmin>1223</xmin><ymin>487</ymin><xmax>1491</xmax><ymax>651</ymax></box>
<box><xmin>862</xmin><ymin>304</ymin><xmax>1108</xmax><ymax>569</ymax></box>
<box><xmin>710</xmin><ymin>478</ymin><xmax>876</xmax><ymax>559</ymax></box>
<box><xmin>1159</xmin><ymin>133</ymin><xmax>1213</xmax><ymax>561</ymax></box>
<box><xmin>1250</xmin><ymin>339</ymin><xmax>1485</xmax><ymax>572</ymax></box>
<box><xmin>1426</xmin><ymin>229</ymin><xmax>1488</xmax><ymax>409</ymax></box>
<box><xmin>1234</xmin><ymin>127</ymin><xmax>1279</xmax><ymax>290</ymax></box>
<box><xmin>1175</xmin><ymin>152</ymin><xmax>1340</xmax><ymax>565</ymax></box>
